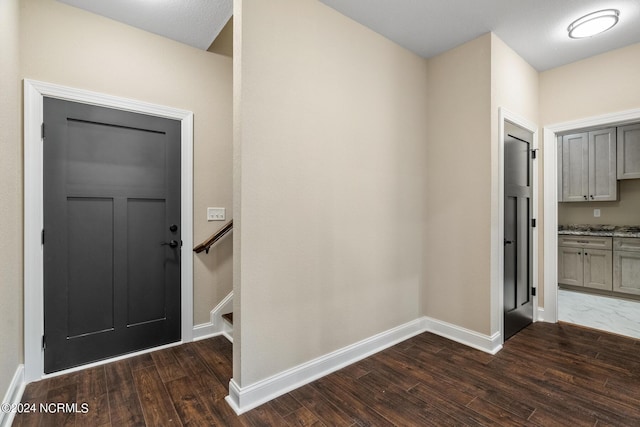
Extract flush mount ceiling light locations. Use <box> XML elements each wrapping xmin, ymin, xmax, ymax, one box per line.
<box><xmin>568</xmin><ymin>9</ymin><xmax>620</xmax><ymax>39</ymax></box>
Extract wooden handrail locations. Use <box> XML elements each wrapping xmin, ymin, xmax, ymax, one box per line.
<box><xmin>193</xmin><ymin>220</ymin><xmax>233</xmax><ymax>254</ymax></box>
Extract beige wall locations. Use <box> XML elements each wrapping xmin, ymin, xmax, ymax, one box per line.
<box><xmin>235</xmin><ymin>0</ymin><xmax>428</xmax><ymax>386</ymax></box>
<box><xmin>423</xmin><ymin>34</ymin><xmax>493</xmax><ymax>335</ymax></box>
<box><xmin>540</xmin><ymin>42</ymin><xmax>640</xmax><ymax>125</ymax></box>
<box><xmin>20</xmin><ymin>0</ymin><xmax>233</xmax><ymax>326</ymax></box>
<box><xmin>490</xmin><ymin>34</ymin><xmax>540</xmax><ymax>322</ymax></box>
<box><xmin>491</xmin><ymin>35</ymin><xmax>539</xmax><ymax>124</ymax></box>
<box><xmin>540</xmin><ymin>41</ymin><xmax>640</xmax><ymax>311</ymax></box>
<box><xmin>422</xmin><ymin>34</ymin><xmax>539</xmax><ymax>336</ymax></box>
<box><xmin>0</xmin><ymin>0</ymin><xmax>22</xmax><ymax>399</ymax></box>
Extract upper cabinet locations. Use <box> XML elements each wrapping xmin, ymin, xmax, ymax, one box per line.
<box><xmin>617</xmin><ymin>123</ymin><xmax>640</xmax><ymax>180</ymax></box>
<box><xmin>560</xmin><ymin>128</ymin><xmax>617</xmax><ymax>202</ymax></box>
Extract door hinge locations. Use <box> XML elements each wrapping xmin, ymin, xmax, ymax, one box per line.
<box><xmin>531</xmin><ymin>218</ymin><xmax>537</xmax><ymax>228</ymax></box>
<box><xmin>531</xmin><ymin>148</ymin><xmax>538</xmax><ymax>159</ymax></box>
<box><xmin>42</xmin><ymin>335</ymin><xmax>46</xmax><ymax>350</ymax></box>
<box><xmin>531</xmin><ymin>287</ymin><xmax>537</xmax><ymax>296</ymax></box>
<box><xmin>41</xmin><ymin>229</ymin><xmax>45</xmax><ymax>245</ymax></box>
<box><xmin>41</xmin><ymin>123</ymin><xmax>45</xmax><ymax>140</ymax></box>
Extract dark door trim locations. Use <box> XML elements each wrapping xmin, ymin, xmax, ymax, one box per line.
<box><xmin>498</xmin><ymin>108</ymin><xmax>539</xmax><ymax>346</ymax></box>
<box><xmin>23</xmin><ymin>79</ymin><xmax>195</xmax><ymax>382</ymax></box>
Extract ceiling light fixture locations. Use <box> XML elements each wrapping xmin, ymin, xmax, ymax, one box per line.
<box><xmin>568</xmin><ymin>9</ymin><xmax>620</xmax><ymax>39</ymax></box>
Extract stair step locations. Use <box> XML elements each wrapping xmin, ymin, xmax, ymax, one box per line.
<box><xmin>222</xmin><ymin>312</ymin><xmax>233</xmax><ymax>325</ymax></box>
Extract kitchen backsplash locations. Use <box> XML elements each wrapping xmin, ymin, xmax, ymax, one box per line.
<box><xmin>558</xmin><ymin>179</ymin><xmax>640</xmax><ymax>226</ymax></box>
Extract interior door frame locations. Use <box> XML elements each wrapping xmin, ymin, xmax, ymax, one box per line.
<box><xmin>542</xmin><ymin>107</ymin><xmax>640</xmax><ymax>326</ymax></box>
<box><xmin>497</xmin><ymin>108</ymin><xmax>539</xmax><ymax>345</ymax></box>
<box><xmin>23</xmin><ymin>79</ymin><xmax>194</xmax><ymax>382</ymax></box>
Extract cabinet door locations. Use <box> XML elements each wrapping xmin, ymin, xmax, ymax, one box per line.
<box><xmin>613</xmin><ymin>250</ymin><xmax>640</xmax><ymax>295</ymax></box>
<box><xmin>561</xmin><ymin>133</ymin><xmax>589</xmax><ymax>202</ymax></box>
<box><xmin>617</xmin><ymin>124</ymin><xmax>640</xmax><ymax>180</ymax></box>
<box><xmin>558</xmin><ymin>246</ymin><xmax>583</xmax><ymax>286</ymax></box>
<box><xmin>584</xmin><ymin>249</ymin><xmax>613</xmax><ymax>290</ymax></box>
<box><xmin>589</xmin><ymin>128</ymin><xmax>617</xmax><ymax>201</ymax></box>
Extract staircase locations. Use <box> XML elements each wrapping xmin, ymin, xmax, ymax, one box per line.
<box><xmin>222</xmin><ymin>312</ymin><xmax>233</xmax><ymax>325</ymax></box>
<box><xmin>194</xmin><ymin>221</ymin><xmax>234</xmax><ymax>342</ymax></box>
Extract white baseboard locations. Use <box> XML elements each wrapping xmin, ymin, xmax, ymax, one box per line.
<box><xmin>421</xmin><ymin>316</ymin><xmax>502</xmax><ymax>355</ymax></box>
<box><xmin>226</xmin><ymin>318</ymin><xmax>425</xmax><ymax>414</ymax></box>
<box><xmin>193</xmin><ymin>291</ymin><xmax>233</xmax><ymax>342</ymax></box>
<box><xmin>0</xmin><ymin>365</ymin><xmax>26</xmax><ymax>427</ymax></box>
<box><xmin>192</xmin><ymin>322</ymin><xmax>218</xmax><ymax>341</ymax></box>
<box><xmin>536</xmin><ymin>307</ymin><xmax>547</xmax><ymax>323</ymax></box>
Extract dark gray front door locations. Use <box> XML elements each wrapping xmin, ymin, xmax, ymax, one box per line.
<box><xmin>43</xmin><ymin>98</ymin><xmax>181</xmax><ymax>373</ymax></box>
<box><xmin>504</xmin><ymin>121</ymin><xmax>534</xmax><ymax>340</ymax></box>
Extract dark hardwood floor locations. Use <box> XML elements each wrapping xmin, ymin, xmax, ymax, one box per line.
<box><xmin>12</xmin><ymin>322</ymin><xmax>640</xmax><ymax>426</ymax></box>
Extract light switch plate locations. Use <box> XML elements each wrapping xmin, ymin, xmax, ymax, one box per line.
<box><xmin>207</xmin><ymin>207</ymin><xmax>225</xmax><ymax>221</ymax></box>
<box><xmin>594</xmin><ymin>209</ymin><xmax>601</xmax><ymax>218</ymax></box>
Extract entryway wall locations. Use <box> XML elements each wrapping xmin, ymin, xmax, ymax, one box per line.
<box><xmin>17</xmin><ymin>0</ymin><xmax>233</xmax><ymax>379</ymax></box>
<box><xmin>22</xmin><ymin>0</ymin><xmax>233</xmax><ymax>329</ymax></box>
<box><xmin>539</xmin><ymin>41</ymin><xmax>640</xmax><ymax>322</ymax></box>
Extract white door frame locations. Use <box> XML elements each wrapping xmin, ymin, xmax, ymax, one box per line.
<box><xmin>23</xmin><ymin>79</ymin><xmax>194</xmax><ymax>382</ymax></box>
<box><xmin>542</xmin><ymin>107</ymin><xmax>640</xmax><ymax>325</ymax></box>
<box><xmin>497</xmin><ymin>108</ymin><xmax>539</xmax><ymax>344</ymax></box>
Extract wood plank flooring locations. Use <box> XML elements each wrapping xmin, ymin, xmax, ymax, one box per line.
<box><xmin>12</xmin><ymin>322</ymin><xmax>640</xmax><ymax>426</ymax></box>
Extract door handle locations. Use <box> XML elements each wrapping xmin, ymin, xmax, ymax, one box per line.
<box><xmin>504</xmin><ymin>239</ymin><xmax>514</xmax><ymax>246</ymax></box>
<box><xmin>160</xmin><ymin>240</ymin><xmax>179</xmax><ymax>248</ymax></box>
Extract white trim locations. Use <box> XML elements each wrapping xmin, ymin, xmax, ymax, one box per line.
<box><xmin>543</xmin><ymin>107</ymin><xmax>640</xmax><ymax>325</ymax></box>
<box><xmin>225</xmin><ymin>318</ymin><xmax>425</xmax><ymax>414</ymax></box>
<box><xmin>422</xmin><ymin>316</ymin><xmax>503</xmax><ymax>355</ymax></box>
<box><xmin>0</xmin><ymin>365</ymin><xmax>26</xmax><ymax>427</ymax></box>
<box><xmin>23</xmin><ymin>79</ymin><xmax>195</xmax><ymax>383</ymax></box>
<box><xmin>192</xmin><ymin>324</ymin><xmax>234</xmax><ymax>344</ymax></box>
<box><xmin>214</xmin><ymin>292</ymin><xmax>234</xmax><ymax>335</ymax></box>
<box><xmin>192</xmin><ymin>322</ymin><xmax>217</xmax><ymax>341</ymax></box>
<box><xmin>537</xmin><ymin>307</ymin><xmax>546</xmax><ymax>323</ymax></box>
<box><xmin>497</xmin><ymin>108</ymin><xmax>539</xmax><ymax>342</ymax></box>
<box><xmin>192</xmin><ymin>291</ymin><xmax>234</xmax><ymax>341</ymax></box>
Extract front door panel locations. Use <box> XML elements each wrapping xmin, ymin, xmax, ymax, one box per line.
<box><xmin>43</xmin><ymin>98</ymin><xmax>181</xmax><ymax>373</ymax></box>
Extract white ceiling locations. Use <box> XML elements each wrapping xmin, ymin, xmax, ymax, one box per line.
<box><xmin>57</xmin><ymin>0</ymin><xmax>232</xmax><ymax>50</ymax></box>
<box><xmin>320</xmin><ymin>0</ymin><xmax>640</xmax><ymax>71</ymax></box>
<box><xmin>58</xmin><ymin>0</ymin><xmax>640</xmax><ymax>71</ymax></box>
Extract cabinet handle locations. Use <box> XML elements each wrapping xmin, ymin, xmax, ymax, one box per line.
<box><xmin>585</xmin><ymin>252</ymin><xmax>588</xmax><ymax>256</ymax></box>
<box><xmin>583</xmin><ymin>195</ymin><xmax>588</xmax><ymax>200</ymax></box>
<box><xmin>590</xmin><ymin>195</ymin><xmax>594</xmax><ymax>199</ymax></box>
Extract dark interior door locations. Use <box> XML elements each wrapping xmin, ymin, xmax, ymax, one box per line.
<box><xmin>43</xmin><ymin>97</ymin><xmax>181</xmax><ymax>373</ymax></box>
<box><xmin>504</xmin><ymin>121</ymin><xmax>534</xmax><ymax>340</ymax></box>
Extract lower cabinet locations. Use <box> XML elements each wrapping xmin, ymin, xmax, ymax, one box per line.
<box><xmin>613</xmin><ymin>238</ymin><xmax>640</xmax><ymax>296</ymax></box>
<box><xmin>558</xmin><ymin>236</ymin><xmax>612</xmax><ymax>291</ymax></box>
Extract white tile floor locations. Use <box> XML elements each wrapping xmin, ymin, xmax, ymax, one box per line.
<box><xmin>558</xmin><ymin>288</ymin><xmax>640</xmax><ymax>339</ymax></box>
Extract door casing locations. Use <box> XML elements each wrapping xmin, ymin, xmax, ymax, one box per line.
<box><xmin>24</xmin><ymin>79</ymin><xmax>194</xmax><ymax>382</ymax></box>
<box><xmin>542</xmin><ymin>107</ymin><xmax>640</xmax><ymax>326</ymax></box>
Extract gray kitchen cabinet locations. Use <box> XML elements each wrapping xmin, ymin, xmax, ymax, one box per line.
<box><xmin>617</xmin><ymin>123</ymin><xmax>640</xmax><ymax>180</ymax></box>
<box><xmin>558</xmin><ymin>246</ymin><xmax>583</xmax><ymax>286</ymax></box>
<box><xmin>558</xmin><ymin>236</ymin><xmax>613</xmax><ymax>290</ymax></box>
<box><xmin>560</xmin><ymin>128</ymin><xmax>617</xmax><ymax>202</ymax></box>
<box><xmin>613</xmin><ymin>238</ymin><xmax>640</xmax><ymax>295</ymax></box>
<box><xmin>584</xmin><ymin>249</ymin><xmax>613</xmax><ymax>290</ymax></box>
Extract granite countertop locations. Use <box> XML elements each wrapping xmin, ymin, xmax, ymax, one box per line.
<box><xmin>559</xmin><ymin>224</ymin><xmax>640</xmax><ymax>238</ymax></box>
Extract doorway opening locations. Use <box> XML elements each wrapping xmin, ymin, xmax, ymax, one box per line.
<box><xmin>24</xmin><ymin>80</ymin><xmax>195</xmax><ymax>382</ymax></box>
<box><xmin>543</xmin><ymin>107</ymin><xmax>640</xmax><ymax>338</ymax></box>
